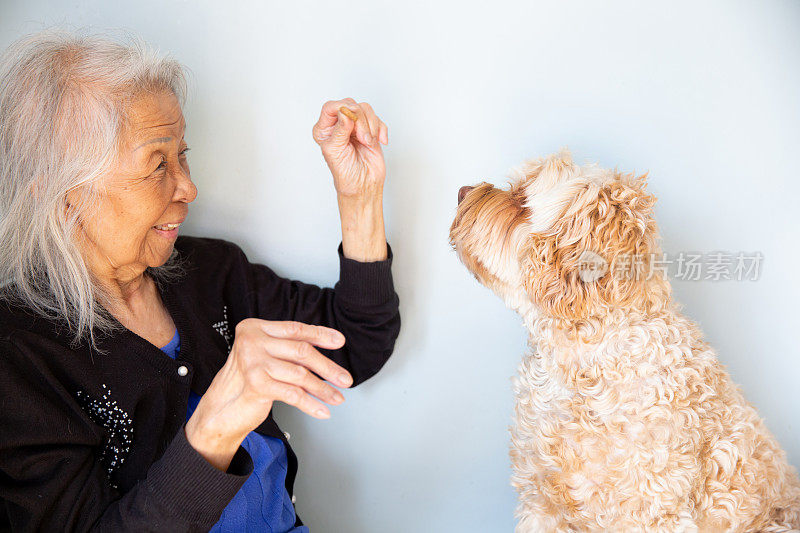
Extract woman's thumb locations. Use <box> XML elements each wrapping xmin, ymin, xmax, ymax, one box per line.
<box><xmin>329</xmin><ymin>108</ymin><xmax>355</xmax><ymax>147</ymax></box>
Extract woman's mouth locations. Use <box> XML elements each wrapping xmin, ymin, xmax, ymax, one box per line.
<box><xmin>153</xmin><ymin>222</ymin><xmax>181</xmax><ymax>239</ymax></box>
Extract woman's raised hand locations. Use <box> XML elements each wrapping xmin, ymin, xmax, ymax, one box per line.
<box><xmin>312</xmin><ymin>98</ymin><xmax>389</xmax><ymax>262</ymax></box>
<box><xmin>185</xmin><ymin>318</ymin><xmax>352</xmax><ymax>471</ymax></box>
<box><xmin>312</xmin><ymin>98</ymin><xmax>388</xmax><ymax>200</ymax></box>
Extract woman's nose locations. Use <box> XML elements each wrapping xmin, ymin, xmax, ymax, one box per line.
<box><xmin>173</xmin><ymin>169</ymin><xmax>198</xmax><ymax>203</ymax></box>
<box><xmin>458</xmin><ymin>186</ymin><xmax>474</xmax><ymax>204</ymax></box>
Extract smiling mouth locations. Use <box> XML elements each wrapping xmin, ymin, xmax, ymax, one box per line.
<box><xmin>153</xmin><ymin>223</ymin><xmax>181</xmax><ymax>231</ymax></box>
<box><xmin>152</xmin><ymin>223</ymin><xmax>181</xmax><ymax>239</ymax></box>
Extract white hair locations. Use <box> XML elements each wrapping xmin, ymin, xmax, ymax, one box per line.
<box><xmin>0</xmin><ymin>29</ymin><xmax>188</xmax><ymax>350</ymax></box>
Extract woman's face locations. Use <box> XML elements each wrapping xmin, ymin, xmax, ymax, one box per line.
<box><xmin>72</xmin><ymin>91</ymin><xmax>197</xmax><ymax>283</ymax></box>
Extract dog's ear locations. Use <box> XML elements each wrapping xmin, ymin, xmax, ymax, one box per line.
<box><xmin>521</xmin><ymin>174</ymin><xmax>659</xmax><ymax>319</ymax></box>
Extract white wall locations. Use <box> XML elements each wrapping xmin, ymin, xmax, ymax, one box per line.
<box><xmin>2</xmin><ymin>1</ymin><xmax>799</xmax><ymax>531</ymax></box>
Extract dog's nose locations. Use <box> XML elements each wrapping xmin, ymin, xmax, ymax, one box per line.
<box><xmin>458</xmin><ymin>186</ymin><xmax>474</xmax><ymax>204</ymax></box>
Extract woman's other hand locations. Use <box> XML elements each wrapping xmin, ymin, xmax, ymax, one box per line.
<box><xmin>185</xmin><ymin>318</ymin><xmax>352</xmax><ymax>471</ymax></box>
<box><xmin>312</xmin><ymin>98</ymin><xmax>389</xmax><ymax>262</ymax></box>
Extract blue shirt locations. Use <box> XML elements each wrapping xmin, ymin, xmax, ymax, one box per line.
<box><xmin>160</xmin><ymin>329</ymin><xmax>308</xmax><ymax>533</ymax></box>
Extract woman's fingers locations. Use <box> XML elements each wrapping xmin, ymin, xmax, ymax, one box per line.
<box><xmin>314</xmin><ymin>99</ymin><xmax>350</xmax><ymax>137</ymax></box>
<box><xmin>379</xmin><ymin>121</ymin><xmax>388</xmax><ymax>145</ymax></box>
<box><xmin>256</xmin><ymin>320</ymin><xmax>345</xmax><ymax>350</ymax></box>
<box><xmin>264</xmin><ymin>357</ymin><xmax>345</xmax><ymax>406</ymax></box>
<box><xmin>313</xmin><ymin>98</ymin><xmax>383</xmax><ymax>149</ymax></box>
<box><xmin>264</xmin><ymin>378</ymin><xmax>331</xmax><ymax>419</ymax></box>
<box><xmin>357</xmin><ymin>102</ymin><xmax>383</xmax><ymax>144</ymax></box>
<box><xmin>262</xmin><ymin>336</ymin><xmax>353</xmax><ymax>388</ymax></box>
<box><xmin>313</xmin><ymin>98</ymin><xmax>364</xmax><ymax>145</ymax></box>
<box><xmin>313</xmin><ymin>99</ymin><xmax>354</xmax><ymax>148</ymax></box>
<box><xmin>340</xmin><ymin>105</ymin><xmax>372</xmax><ymax>146</ymax></box>
<box><xmin>331</xmin><ymin>107</ymin><xmax>357</xmax><ymax>147</ymax></box>
<box><xmin>239</xmin><ymin>319</ymin><xmax>353</xmax><ymax>387</ymax></box>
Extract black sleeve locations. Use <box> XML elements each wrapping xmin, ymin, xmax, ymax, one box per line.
<box><xmin>0</xmin><ymin>339</ymin><xmax>253</xmax><ymax>533</ymax></box>
<box><xmin>232</xmin><ymin>242</ymin><xmax>401</xmax><ymax>387</ymax></box>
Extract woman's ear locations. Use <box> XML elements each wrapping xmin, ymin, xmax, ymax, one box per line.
<box><xmin>521</xmin><ymin>175</ymin><xmax>658</xmax><ymax>320</ymax></box>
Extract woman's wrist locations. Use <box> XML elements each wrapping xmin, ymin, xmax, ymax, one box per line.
<box><xmin>185</xmin><ymin>413</ymin><xmax>244</xmax><ymax>472</ymax></box>
<box><xmin>338</xmin><ymin>193</ymin><xmax>387</xmax><ymax>262</ymax></box>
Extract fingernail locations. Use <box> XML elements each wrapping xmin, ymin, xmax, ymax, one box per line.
<box><xmin>331</xmin><ymin>332</ymin><xmax>344</xmax><ymax>344</ymax></box>
<box><xmin>339</xmin><ymin>374</ymin><xmax>352</xmax><ymax>387</ymax></box>
<box><xmin>317</xmin><ymin>408</ymin><xmax>330</xmax><ymax>418</ymax></box>
<box><xmin>333</xmin><ymin>392</ymin><xmax>344</xmax><ymax>403</ymax></box>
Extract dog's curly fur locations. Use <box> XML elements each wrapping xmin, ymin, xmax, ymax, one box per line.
<box><xmin>450</xmin><ymin>150</ymin><xmax>800</xmax><ymax>532</ymax></box>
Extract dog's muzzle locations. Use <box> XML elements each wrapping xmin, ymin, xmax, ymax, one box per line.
<box><xmin>458</xmin><ymin>186</ymin><xmax>474</xmax><ymax>205</ymax></box>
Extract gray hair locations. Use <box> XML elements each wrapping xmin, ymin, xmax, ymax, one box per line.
<box><xmin>0</xmin><ymin>29</ymin><xmax>189</xmax><ymax>350</ymax></box>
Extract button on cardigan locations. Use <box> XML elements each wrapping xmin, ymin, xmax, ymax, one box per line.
<box><xmin>0</xmin><ymin>236</ymin><xmax>400</xmax><ymax>532</ymax></box>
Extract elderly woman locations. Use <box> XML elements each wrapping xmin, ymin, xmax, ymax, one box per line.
<box><xmin>0</xmin><ymin>31</ymin><xmax>400</xmax><ymax>532</ymax></box>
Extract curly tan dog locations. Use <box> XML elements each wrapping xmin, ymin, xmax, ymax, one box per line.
<box><xmin>450</xmin><ymin>150</ymin><xmax>800</xmax><ymax>532</ymax></box>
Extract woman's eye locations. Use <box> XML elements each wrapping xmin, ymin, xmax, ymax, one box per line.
<box><xmin>152</xmin><ymin>148</ymin><xmax>188</xmax><ymax>176</ymax></box>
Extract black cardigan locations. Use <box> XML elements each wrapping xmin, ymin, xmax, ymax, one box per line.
<box><xmin>0</xmin><ymin>236</ymin><xmax>400</xmax><ymax>532</ymax></box>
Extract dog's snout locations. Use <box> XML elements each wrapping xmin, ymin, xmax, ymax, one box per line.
<box><xmin>458</xmin><ymin>186</ymin><xmax>474</xmax><ymax>205</ymax></box>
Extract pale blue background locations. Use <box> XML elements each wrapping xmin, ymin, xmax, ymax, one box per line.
<box><xmin>2</xmin><ymin>1</ymin><xmax>798</xmax><ymax>531</ymax></box>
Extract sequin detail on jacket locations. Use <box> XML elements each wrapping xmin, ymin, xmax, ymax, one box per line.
<box><xmin>76</xmin><ymin>384</ymin><xmax>133</xmax><ymax>488</ymax></box>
